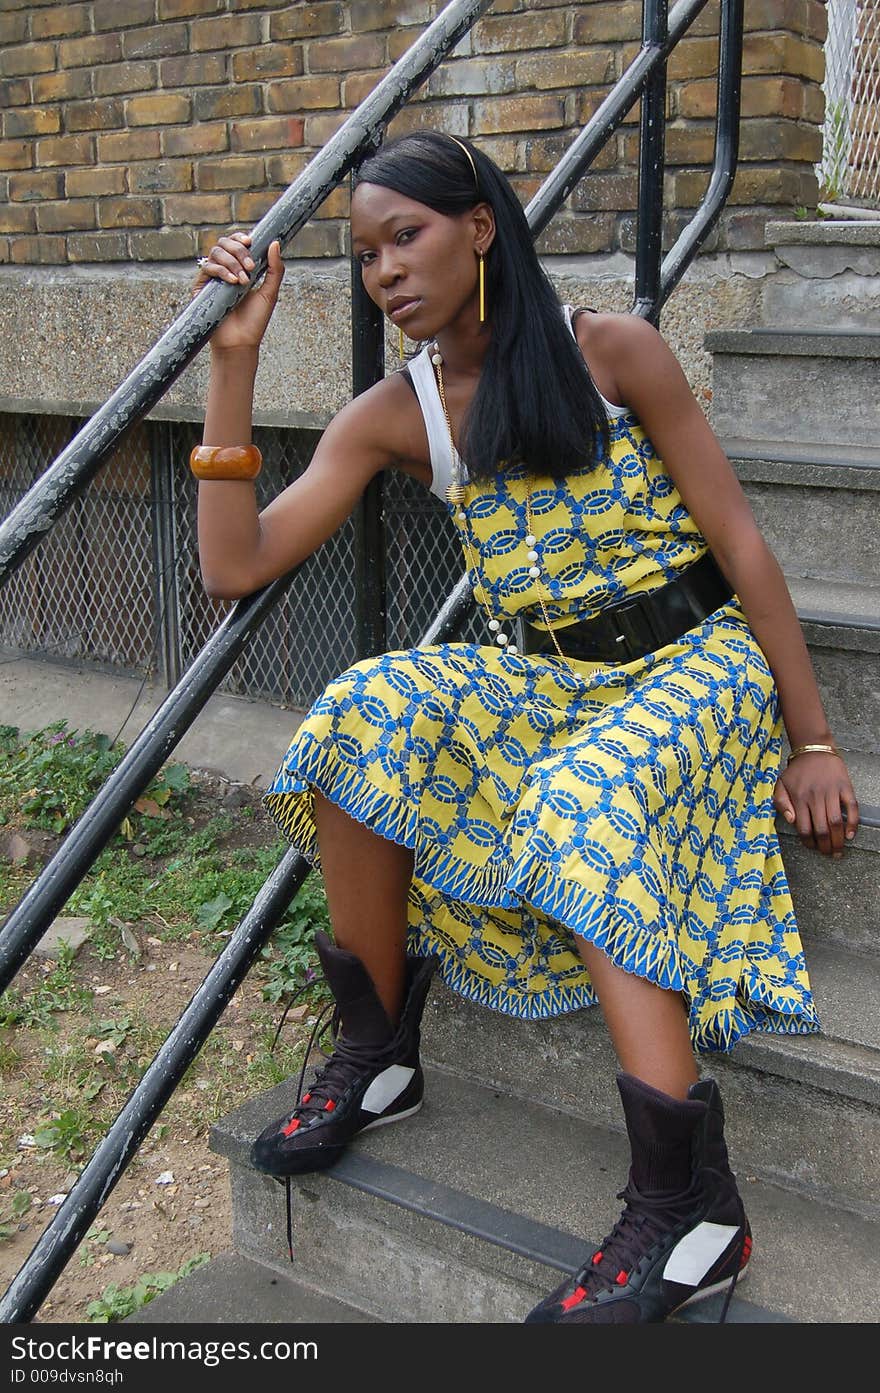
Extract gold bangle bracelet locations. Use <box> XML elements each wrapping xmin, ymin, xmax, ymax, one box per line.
<box><xmin>786</xmin><ymin>743</ymin><xmax>840</xmax><ymax>765</ymax></box>
<box><xmin>190</xmin><ymin>444</ymin><xmax>262</xmax><ymax>481</ymax></box>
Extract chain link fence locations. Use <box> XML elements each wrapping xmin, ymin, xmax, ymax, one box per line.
<box><xmin>0</xmin><ymin>411</ymin><xmax>478</xmax><ymax>714</ymax></box>
<box><xmin>0</xmin><ymin>413</ymin><xmax>156</xmax><ymax>674</ymax></box>
<box><xmin>822</xmin><ymin>0</ymin><xmax>880</xmax><ymax>206</ymax></box>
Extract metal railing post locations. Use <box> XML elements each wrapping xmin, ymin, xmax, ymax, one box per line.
<box><xmin>350</xmin><ymin>157</ymin><xmax>388</xmax><ymax>662</ymax></box>
<box><xmin>659</xmin><ymin>0</ymin><xmax>744</xmax><ymax>303</ymax></box>
<box><xmin>634</xmin><ymin>0</ymin><xmax>669</xmax><ymax>323</ymax></box>
<box><xmin>149</xmin><ymin>421</ymin><xmax>182</xmax><ymax>689</ymax></box>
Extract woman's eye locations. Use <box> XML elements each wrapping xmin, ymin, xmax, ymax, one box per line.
<box><xmin>397</xmin><ymin>228</ymin><xmax>417</xmax><ymax>245</ymax></box>
<box><xmin>358</xmin><ymin>252</ymin><xmax>375</xmax><ymax>266</ymax></box>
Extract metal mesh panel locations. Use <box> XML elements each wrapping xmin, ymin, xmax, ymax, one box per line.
<box><xmin>0</xmin><ymin>414</ymin><xmax>156</xmax><ymax>674</ymax></box>
<box><xmin>170</xmin><ymin>422</ymin><xmax>360</xmax><ymax>709</ymax></box>
<box><xmin>383</xmin><ymin>468</ymin><xmax>482</xmax><ymax>648</ymax></box>
<box><xmin>822</xmin><ymin>0</ymin><xmax>880</xmax><ymax>205</ymax></box>
<box><xmin>0</xmin><ymin>413</ymin><xmax>479</xmax><ymax>712</ymax></box>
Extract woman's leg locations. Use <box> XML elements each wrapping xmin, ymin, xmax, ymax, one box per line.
<box><xmin>312</xmin><ymin>790</ymin><xmax>414</xmax><ymax>1023</ymax></box>
<box><xmin>250</xmin><ymin>793</ymin><xmax>431</xmax><ymax>1178</ymax></box>
<box><xmin>525</xmin><ymin>937</ymin><xmax>748</xmax><ymax>1323</ymax></box>
<box><xmin>575</xmin><ymin>938</ymin><xmax>698</xmax><ymax>1097</ymax></box>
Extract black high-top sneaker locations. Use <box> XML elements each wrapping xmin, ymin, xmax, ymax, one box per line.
<box><xmin>524</xmin><ymin>1073</ymin><xmax>750</xmax><ymax>1324</ymax></box>
<box><xmin>250</xmin><ymin>931</ymin><xmax>435</xmax><ymax>1177</ymax></box>
<box><xmin>689</xmin><ymin>1074</ymin><xmax>753</xmax><ymax>1288</ymax></box>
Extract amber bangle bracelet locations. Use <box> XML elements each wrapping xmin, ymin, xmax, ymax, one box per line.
<box><xmin>190</xmin><ymin>444</ymin><xmax>262</xmax><ymax>481</ymax></box>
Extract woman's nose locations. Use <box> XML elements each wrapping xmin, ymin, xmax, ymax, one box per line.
<box><xmin>376</xmin><ymin>250</ymin><xmax>402</xmax><ymax>286</ymax></box>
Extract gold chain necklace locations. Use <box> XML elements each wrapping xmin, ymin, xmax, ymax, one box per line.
<box><xmin>431</xmin><ymin>343</ymin><xmax>574</xmax><ymax>669</ymax></box>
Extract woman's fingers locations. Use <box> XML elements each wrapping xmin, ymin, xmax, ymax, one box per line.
<box><xmin>773</xmin><ymin>778</ymin><xmax>796</xmax><ymax>826</ymax></box>
<box><xmin>192</xmin><ymin>231</ymin><xmax>255</xmax><ymax>290</ymax></box>
<box><xmin>779</xmin><ymin>757</ymin><xmax>860</xmax><ymax>857</ymax></box>
<box><xmin>255</xmin><ymin>240</ymin><xmax>285</xmax><ymax>303</ymax></box>
<box><xmin>824</xmin><ymin>790</ymin><xmax>845</xmax><ymax>858</ymax></box>
<box><xmin>843</xmin><ymin>785</ymin><xmax>859</xmax><ymax>842</ymax></box>
<box><xmin>208</xmin><ymin>237</ymin><xmax>254</xmax><ymax>283</ymax></box>
<box><xmin>807</xmin><ymin>793</ymin><xmax>829</xmax><ymax>855</ymax></box>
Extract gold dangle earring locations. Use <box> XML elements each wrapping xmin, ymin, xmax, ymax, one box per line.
<box><xmin>478</xmin><ymin>250</ymin><xmax>486</xmax><ymax>324</ymax></box>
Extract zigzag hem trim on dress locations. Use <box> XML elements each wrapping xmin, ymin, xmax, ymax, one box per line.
<box><xmin>263</xmin><ymin>737</ymin><xmax>821</xmax><ymax>1055</ymax></box>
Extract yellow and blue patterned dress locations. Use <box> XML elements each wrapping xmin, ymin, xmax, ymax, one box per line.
<box><xmin>265</xmin><ymin>311</ymin><xmax>819</xmax><ymax>1053</ymax></box>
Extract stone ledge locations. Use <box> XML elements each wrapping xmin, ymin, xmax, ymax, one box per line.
<box><xmin>767</xmin><ymin>220</ymin><xmax>880</xmax><ymax>247</ymax></box>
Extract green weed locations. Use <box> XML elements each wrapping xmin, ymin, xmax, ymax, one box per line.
<box><xmin>85</xmin><ymin>1253</ymin><xmax>211</xmax><ymax>1322</ymax></box>
<box><xmin>260</xmin><ymin>876</ymin><xmax>331</xmax><ymax>1002</ymax></box>
<box><xmin>34</xmin><ymin>1106</ymin><xmax>91</xmax><ymax>1163</ymax></box>
<box><xmin>0</xmin><ymin>944</ymin><xmax>92</xmax><ymax>1030</ymax></box>
<box><xmin>0</xmin><ymin>722</ymin><xmax>190</xmax><ymax>838</ymax></box>
<box><xmin>0</xmin><ymin>1190</ymin><xmax>32</xmax><ymax>1244</ymax></box>
<box><xmin>78</xmin><ymin>1225</ymin><xmax>112</xmax><ymax>1269</ymax></box>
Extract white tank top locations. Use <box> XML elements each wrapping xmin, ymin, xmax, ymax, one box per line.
<box><xmin>406</xmin><ymin>304</ymin><xmax>627</xmax><ymax>502</ymax></box>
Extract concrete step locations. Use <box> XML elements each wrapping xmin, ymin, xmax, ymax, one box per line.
<box><xmin>785</xmin><ymin>577</ymin><xmax>880</xmax><ymax>755</ymax></box>
<box><xmin>417</xmin><ymin>936</ymin><xmax>880</xmax><ymax>1215</ymax></box>
<box><xmin>210</xmin><ymin>1068</ymin><xmax>880</xmax><ymax>1323</ymax></box>
<box><xmin>762</xmin><ymin>220</ymin><xmax>880</xmax><ymax>331</ymax></box>
<box><xmin>724</xmin><ymin>438</ymin><xmax>880</xmax><ymax>587</ymax></box>
<box><xmin>707</xmin><ymin>329</ymin><xmax>880</xmax><ymax>448</ymax></box>
<box><xmin>125</xmin><ymin>1249</ymin><xmax>377</xmax><ymax>1324</ymax></box>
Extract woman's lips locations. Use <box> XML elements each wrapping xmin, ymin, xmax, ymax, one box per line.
<box><xmin>388</xmin><ymin>297</ymin><xmax>421</xmax><ymax>323</ymax></box>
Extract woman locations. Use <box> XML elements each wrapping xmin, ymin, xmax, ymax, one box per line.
<box><xmin>192</xmin><ymin>131</ymin><xmax>859</xmax><ymax>1324</ymax></box>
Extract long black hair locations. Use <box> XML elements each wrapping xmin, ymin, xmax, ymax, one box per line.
<box><xmin>353</xmin><ymin>130</ymin><xmax>609</xmax><ymax>482</ymax></box>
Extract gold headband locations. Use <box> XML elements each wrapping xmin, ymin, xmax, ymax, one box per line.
<box><xmin>446</xmin><ymin>133</ymin><xmax>479</xmax><ymax>192</ymax></box>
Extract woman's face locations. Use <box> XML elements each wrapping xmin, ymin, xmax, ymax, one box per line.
<box><xmin>350</xmin><ymin>182</ymin><xmax>492</xmax><ymax>342</ymax></box>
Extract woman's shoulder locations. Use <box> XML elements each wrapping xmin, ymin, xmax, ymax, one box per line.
<box><xmin>329</xmin><ymin>365</ymin><xmax>432</xmax><ymax>485</ymax></box>
<box><xmin>571</xmin><ymin>306</ymin><xmax>661</xmax><ymax>354</ymax></box>
<box><xmin>571</xmin><ymin>308</ymin><xmax>665</xmax><ymax>410</ymax></box>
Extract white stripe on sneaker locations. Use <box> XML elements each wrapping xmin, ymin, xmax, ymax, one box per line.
<box><xmin>361</xmin><ymin>1064</ymin><xmax>415</xmax><ymax>1115</ymax></box>
<box><xmin>663</xmin><ymin>1222</ymin><xmax>740</xmax><ymax>1286</ymax></box>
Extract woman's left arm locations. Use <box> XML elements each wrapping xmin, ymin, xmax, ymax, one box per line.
<box><xmin>602</xmin><ymin>314</ymin><xmax>859</xmax><ymax>858</ymax></box>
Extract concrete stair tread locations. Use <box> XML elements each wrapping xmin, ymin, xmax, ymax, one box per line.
<box><xmin>125</xmin><ymin>1249</ymin><xmax>378</xmax><ymax>1324</ymax></box>
<box><xmin>785</xmin><ymin>575</ymin><xmax>880</xmax><ymax>632</ymax></box>
<box><xmin>723</xmin><ymin>436</ymin><xmax>880</xmax><ymax>479</ymax></box>
<box><xmin>212</xmin><ymin>1068</ymin><xmax>880</xmax><ymax>1323</ymax></box>
<box><xmin>706</xmin><ymin>329</ymin><xmax>880</xmax><ymax>356</ymax></box>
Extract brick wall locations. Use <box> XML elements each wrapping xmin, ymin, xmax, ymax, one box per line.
<box><xmin>0</xmin><ymin>0</ymin><xmax>827</xmax><ymax>266</ymax></box>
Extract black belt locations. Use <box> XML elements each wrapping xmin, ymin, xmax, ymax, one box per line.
<box><xmin>522</xmin><ymin>552</ymin><xmax>733</xmax><ymax>663</ymax></box>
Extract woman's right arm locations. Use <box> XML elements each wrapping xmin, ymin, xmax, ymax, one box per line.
<box><xmin>193</xmin><ymin>233</ymin><xmax>394</xmax><ymax>600</ymax></box>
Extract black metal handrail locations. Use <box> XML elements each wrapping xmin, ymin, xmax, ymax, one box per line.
<box><xmin>0</xmin><ymin>0</ymin><xmax>744</xmax><ymax>1322</ymax></box>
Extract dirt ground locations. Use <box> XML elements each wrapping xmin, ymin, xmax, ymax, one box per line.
<box><xmin>0</xmin><ymin>776</ymin><xmax>318</xmax><ymax>1325</ymax></box>
<box><xmin>0</xmin><ymin>942</ymin><xmax>283</xmax><ymax>1323</ymax></box>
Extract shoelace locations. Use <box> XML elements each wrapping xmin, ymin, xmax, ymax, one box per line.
<box><xmin>268</xmin><ymin>982</ymin><xmax>336</xmax><ymax>1264</ymax></box>
<box><xmin>570</xmin><ymin>1164</ymin><xmax>745</xmax><ymax>1323</ymax></box>
<box><xmin>575</xmin><ymin>1178</ymin><xmax>703</xmax><ymax>1296</ymax></box>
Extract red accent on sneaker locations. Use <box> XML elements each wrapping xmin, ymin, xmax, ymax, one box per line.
<box><xmin>302</xmin><ymin>1093</ymin><xmax>311</xmax><ymax>1104</ymax></box>
<box><xmin>560</xmin><ymin>1286</ymin><xmax>587</xmax><ymax>1312</ymax></box>
<box><xmin>740</xmin><ymin>1235</ymin><xmax>753</xmax><ymax>1268</ymax></box>
<box><xmin>591</xmin><ymin>1251</ymin><xmax>603</xmax><ymax>1265</ymax></box>
<box><xmin>324</xmin><ymin>1099</ymin><xmax>336</xmax><ymax>1112</ymax></box>
<box><xmin>281</xmin><ymin>1117</ymin><xmax>301</xmax><ymax>1137</ymax></box>
<box><xmin>615</xmin><ymin>1270</ymin><xmax>628</xmax><ymax>1286</ymax></box>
